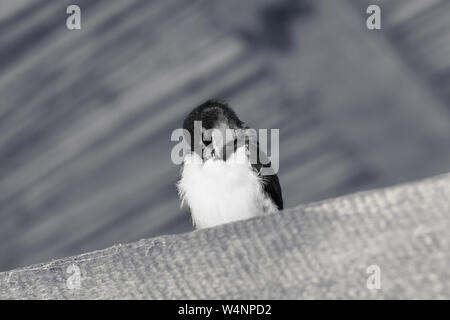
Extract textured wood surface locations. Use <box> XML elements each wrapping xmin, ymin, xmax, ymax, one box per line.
<box><xmin>0</xmin><ymin>0</ymin><xmax>450</xmax><ymax>271</ymax></box>
<box><xmin>1</xmin><ymin>172</ymin><xmax>449</xmax><ymax>299</ymax></box>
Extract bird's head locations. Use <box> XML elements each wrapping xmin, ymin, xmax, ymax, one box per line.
<box><xmin>183</xmin><ymin>99</ymin><xmax>248</xmax><ymax>161</ymax></box>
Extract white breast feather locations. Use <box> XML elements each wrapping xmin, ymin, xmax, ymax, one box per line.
<box><xmin>177</xmin><ymin>146</ymin><xmax>278</xmax><ymax>229</ymax></box>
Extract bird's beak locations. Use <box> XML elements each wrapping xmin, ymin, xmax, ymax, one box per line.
<box><xmin>211</xmin><ymin>128</ymin><xmax>235</xmax><ymax>159</ymax></box>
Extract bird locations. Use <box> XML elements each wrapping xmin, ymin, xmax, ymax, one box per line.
<box><xmin>177</xmin><ymin>99</ymin><xmax>283</xmax><ymax>229</ymax></box>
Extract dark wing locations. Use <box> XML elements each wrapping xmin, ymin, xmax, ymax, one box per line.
<box><xmin>259</xmin><ymin>172</ymin><xmax>283</xmax><ymax>210</ymax></box>
<box><xmin>247</xmin><ymin>138</ymin><xmax>283</xmax><ymax>210</ymax></box>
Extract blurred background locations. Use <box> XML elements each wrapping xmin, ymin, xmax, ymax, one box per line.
<box><xmin>1</xmin><ymin>0</ymin><xmax>450</xmax><ymax>272</ymax></box>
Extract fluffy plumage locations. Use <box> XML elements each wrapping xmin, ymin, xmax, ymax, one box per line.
<box><xmin>178</xmin><ymin>146</ymin><xmax>278</xmax><ymax>228</ymax></box>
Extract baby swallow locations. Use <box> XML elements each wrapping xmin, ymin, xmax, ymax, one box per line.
<box><xmin>177</xmin><ymin>99</ymin><xmax>283</xmax><ymax>229</ymax></box>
